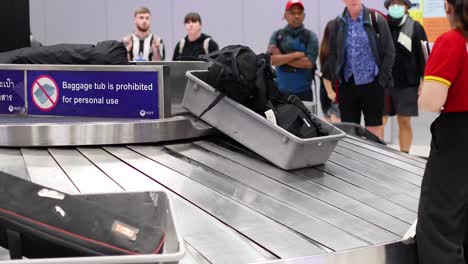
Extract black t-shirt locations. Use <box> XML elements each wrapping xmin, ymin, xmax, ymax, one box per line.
<box><xmin>172</xmin><ymin>33</ymin><xmax>219</xmax><ymax>61</ymax></box>
<box><xmin>388</xmin><ymin>16</ymin><xmax>428</xmax><ymax>88</ymax></box>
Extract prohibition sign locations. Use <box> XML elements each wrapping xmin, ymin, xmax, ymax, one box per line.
<box><xmin>31</xmin><ymin>75</ymin><xmax>59</xmax><ymax>112</ymax></box>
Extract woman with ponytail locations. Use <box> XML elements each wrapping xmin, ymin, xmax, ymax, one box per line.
<box><xmin>417</xmin><ymin>0</ymin><xmax>468</xmax><ymax>263</ymax></box>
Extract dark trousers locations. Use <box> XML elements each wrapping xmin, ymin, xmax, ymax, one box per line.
<box><xmin>338</xmin><ymin>77</ymin><xmax>384</xmax><ymax>126</ymax></box>
<box><xmin>417</xmin><ymin>112</ymin><xmax>468</xmax><ymax>264</ymax></box>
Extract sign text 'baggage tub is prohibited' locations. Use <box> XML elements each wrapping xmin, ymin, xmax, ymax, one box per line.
<box><xmin>27</xmin><ymin>70</ymin><xmax>159</xmax><ymax>119</ymax></box>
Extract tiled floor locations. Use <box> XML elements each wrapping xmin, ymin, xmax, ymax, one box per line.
<box><xmin>388</xmin><ymin>144</ymin><xmax>430</xmax><ymax>158</ymax></box>
<box><xmin>385</xmin><ymin>112</ymin><xmax>437</xmax><ymax>147</ymax></box>
<box><xmin>385</xmin><ymin>112</ymin><xmax>437</xmax><ymax>159</ymax></box>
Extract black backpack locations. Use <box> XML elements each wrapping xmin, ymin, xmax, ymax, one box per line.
<box><xmin>198</xmin><ymin>45</ymin><xmax>327</xmax><ymax>138</ymax></box>
<box><xmin>198</xmin><ymin>45</ymin><xmax>267</xmax><ymax>116</ymax></box>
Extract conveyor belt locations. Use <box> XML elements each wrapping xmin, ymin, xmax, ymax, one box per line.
<box><xmin>0</xmin><ymin>135</ymin><xmax>422</xmax><ymax>263</ymax></box>
<box><xmin>0</xmin><ymin>114</ymin><xmax>214</xmax><ymax>147</ymax></box>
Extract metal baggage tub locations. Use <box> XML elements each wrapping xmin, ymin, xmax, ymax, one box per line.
<box><xmin>0</xmin><ymin>191</ymin><xmax>185</xmax><ymax>264</ymax></box>
<box><xmin>182</xmin><ymin>70</ymin><xmax>346</xmax><ymax>170</ymax></box>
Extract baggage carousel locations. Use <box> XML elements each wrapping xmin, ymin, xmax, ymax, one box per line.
<box><xmin>0</xmin><ymin>115</ymin><xmax>424</xmax><ymax>264</ymax></box>
<box><xmin>0</xmin><ymin>62</ymin><xmax>423</xmax><ymax>263</ymax></box>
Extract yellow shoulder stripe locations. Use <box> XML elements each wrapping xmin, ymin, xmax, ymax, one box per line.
<box><xmin>424</xmin><ymin>76</ymin><xmax>451</xmax><ymax>87</ymax></box>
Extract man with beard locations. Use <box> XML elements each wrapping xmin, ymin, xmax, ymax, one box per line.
<box><xmin>123</xmin><ymin>7</ymin><xmax>165</xmax><ymax>61</ymax></box>
<box><xmin>172</xmin><ymin>12</ymin><xmax>219</xmax><ymax>61</ymax></box>
<box><xmin>267</xmin><ymin>0</ymin><xmax>318</xmax><ymax>102</ymax></box>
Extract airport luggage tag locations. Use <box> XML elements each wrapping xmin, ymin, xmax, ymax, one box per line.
<box><xmin>265</xmin><ymin>109</ymin><xmax>277</xmax><ymax>125</ymax></box>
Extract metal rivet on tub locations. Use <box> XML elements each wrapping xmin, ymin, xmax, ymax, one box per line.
<box><xmin>317</xmin><ymin>142</ymin><xmax>323</xmax><ymax>147</ymax></box>
<box><xmin>282</xmin><ymin>137</ymin><xmax>289</xmax><ymax>144</ymax></box>
<box><xmin>193</xmin><ymin>83</ymin><xmax>199</xmax><ymax>90</ymax></box>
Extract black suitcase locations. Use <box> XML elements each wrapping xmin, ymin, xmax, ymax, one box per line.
<box><xmin>0</xmin><ymin>171</ymin><xmax>166</xmax><ymax>259</ymax></box>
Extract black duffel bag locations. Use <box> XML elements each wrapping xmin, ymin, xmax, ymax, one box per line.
<box><xmin>0</xmin><ymin>172</ymin><xmax>166</xmax><ymax>259</ymax></box>
<box><xmin>0</xmin><ymin>40</ymin><xmax>128</xmax><ymax>65</ymax></box>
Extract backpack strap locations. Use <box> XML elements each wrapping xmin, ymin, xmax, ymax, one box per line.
<box><xmin>274</xmin><ymin>29</ymin><xmax>287</xmax><ymax>54</ymax></box>
<box><xmin>398</xmin><ymin>16</ymin><xmax>415</xmax><ymax>52</ymax></box>
<box><xmin>203</xmin><ymin>38</ymin><xmax>211</xmax><ymax>54</ymax></box>
<box><xmin>230</xmin><ymin>46</ymin><xmax>245</xmax><ymax>83</ymax></box>
<box><xmin>197</xmin><ymin>46</ymin><xmax>248</xmax><ymax>119</ymax></box>
<box><xmin>369</xmin><ymin>10</ymin><xmax>380</xmax><ymax>37</ymax></box>
<box><xmin>204</xmin><ymin>46</ymin><xmax>246</xmax><ymax>83</ymax></box>
<box><xmin>255</xmin><ymin>55</ymin><xmax>269</xmax><ymax>110</ymax></box>
<box><xmin>178</xmin><ymin>38</ymin><xmax>186</xmax><ymax>55</ymax></box>
<box><xmin>197</xmin><ymin>93</ymin><xmax>226</xmax><ymax>120</ymax></box>
<box><xmin>196</xmin><ymin>60</ymin><xmax>227</xmax><ymax>119</ymax></box>
<box><xmin>301</xmin><ymin>30</ymin><xmax>311</xmax><ymax>48</ymax></box>
<box><xmin>275</xmin><ymin>28</ymin><xmax>310</xmax><ymax>52</ymax></box>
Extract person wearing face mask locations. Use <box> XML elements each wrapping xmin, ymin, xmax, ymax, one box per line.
<box><xmin>382</xmin><ymin>0</ymin><xmax>428</xmax><ymax>153</ymax></box>
<box><xmin>416</xmin><ymin>0</ymin><xmax>468</xmax><ymax>263</ymax></box>
<box><xmin>172</xmin><ymin>12</ymin><xmax>219</xmax><ymax>61</ymax></box>
<box><xmin>267</xmin><ymin>0</ymin><xmax>318</xmax><ymax>102</ymax></box>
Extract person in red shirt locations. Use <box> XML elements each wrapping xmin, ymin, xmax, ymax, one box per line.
<box><xmin>416</xmin><ymin>0</ymin><xmax>468</xmax><ymax>263</ymax></box>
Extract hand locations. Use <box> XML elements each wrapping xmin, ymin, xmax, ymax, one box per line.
<box><xmin>327</xmin><ymin>90</ymin><xmax>337</xmax><ymax>102</ymax></box>
<box><xmin>122</xmin><ymin>36</ymin><xmax>132</xmax><ymax>51</ymax></box>
<box><xmin>268</xmin><ymin>45</ymin><xmax>281</xmax><ymax>55</ymax></box>
<box><xmin>151</xmin><ymin>41</ymin><xmax>162</xmax><ymax>61</ymax></box>
<box><xmin>151</xmin><ymin>41</ymin><xmax>158</xmax><ymax>52</ymax></box>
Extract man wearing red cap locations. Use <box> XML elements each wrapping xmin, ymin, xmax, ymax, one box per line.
<box><xmin>267</xmin><ymin>0</ymin><xmax>318</xmax><ymax>102</ymax></box>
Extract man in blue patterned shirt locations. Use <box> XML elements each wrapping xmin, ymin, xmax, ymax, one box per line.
<box><xmin>322</xmin><ymin>0</ymin><xmax>395</xmax><ymax>139</ymax></box>
<box><xmin>267</xmin><ymin>0</ymin><xmax>318</xmax><ymax>101</ymax></box>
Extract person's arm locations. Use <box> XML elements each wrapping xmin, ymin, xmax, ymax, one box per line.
<box><xmin>419</xmin><ymin>33</ymin><xmax>462</xmax><ymax>112</ymax></box>
<box><xmin>172</xmin><ymin>42</ymin><xmax>180</xmax><ymax>61</ymax></box>
<box><xmin>288</xmin><ymin>56</ymin><xmax>313</xmax><ymax>68</ymax></box>
<box><xmin>287</xmin><ymin>30</ymin><xmax>318</xmax><ymax>69</ymax></box>
<box><xmin>323</xmin><ymin>78</ymin><xmax>336</xmax><ymax>101</ymax></box>
<box><xmin>151</xmin><ymin>37</ymin><xmax>164</xmax><ymax>61</ymax></box>
<box><xmin>122</xmin><ymin>35</ymin><xmax>132</xmax><ymax>61</ymax></box>
<box><xmin>418</xmin><ymin>81</ymin><xmax>448</xmax><ymax>112</ymax></box>
<box><xmin>269</xmin><ymin>45</ymin><xmax>304</xmax><ymax>66</ymax></box>
<box><xmin>267</xmin><ymin>31</ymin><xmax>304</xmax><ymax>66</ymax></box>
<box><xmin>376</xmin><ymin>14</ymin><xmax>395</xmax><ymax>88</ymax></box>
